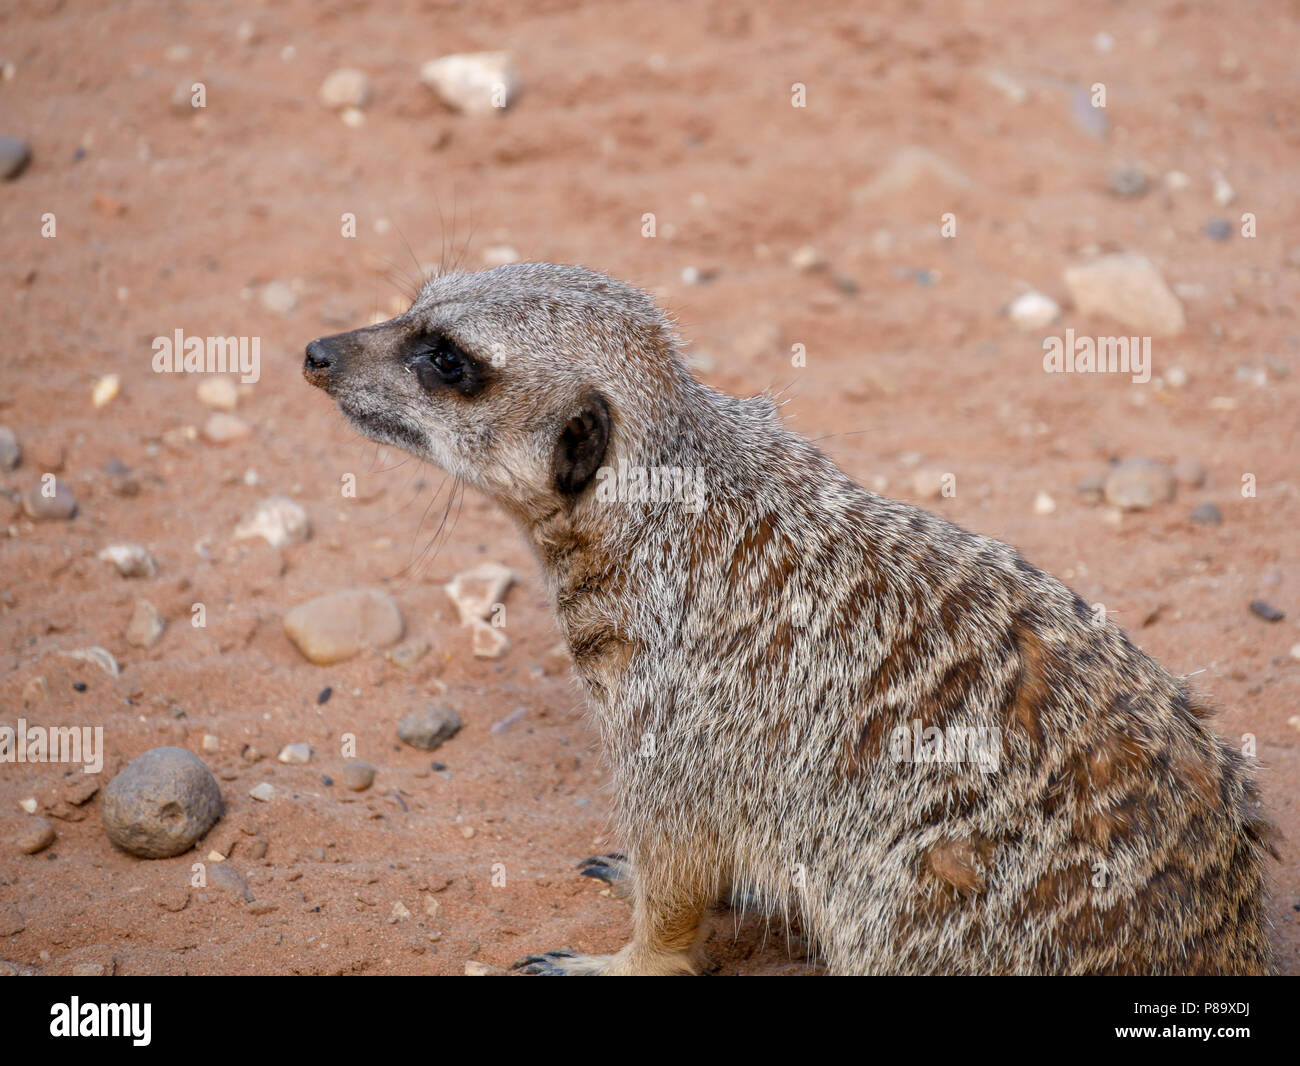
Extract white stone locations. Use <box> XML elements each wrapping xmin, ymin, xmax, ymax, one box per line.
<box><xmin>277</xmin><ymin>742</ymin><xmax>311</xmax><ymax>765</ymax></box>
<box><xmin>319</xmin><ymin>68</ymin><xmax>371</xmax><ymax>110</ymax></box>
<box><xmin>1063</xmin><ymin>254</ymin><xmax>1185</xmax><ymax>336</ymax></box>
<box><xmin>235</xmin><ymin>495</ymin><xmax>310</xmax><ymax>549</ymax></box>
<box><xmin>1008</xmin><ymin>290</ymin><xmax>1060</xmax><ymax>331</ymax></box>
<box><xmin>444</xmin><ymin>562</ymin><xmax>514</xmax><ymax>624</ymax></box>
<box><xmin>98</xmin><ymin>543</ymin><xmax>158</xmax><ymax>578</ymax></box>
<box><xmin>420</xmin><ymin>52</ymin><xmax>519</xmax><ymax>116</ymax></box>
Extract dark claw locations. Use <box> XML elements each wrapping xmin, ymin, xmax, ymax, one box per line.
<box><xmin>511</xmin><ymin>949</ymin><xmax>579</xmax><ymax>975</ymax></box>
<box><xmin>578</xmin><ymin>853</ymin><xmax>628</xmax><ymax>884</ymax></box>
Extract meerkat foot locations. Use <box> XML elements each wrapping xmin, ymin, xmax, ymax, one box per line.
<box><xmin>512</xmin><ymin>944</ymin><xmax>697</xmax><ymax>976</ymax></box>
<box><xmin>577</xmin><ymin>852</ymin><xmax>633</xmax><ymax>899</ymax></box>
<box><xmin>511</xmin><ymin>949</ymin><xmax>611</xmax><ymax>975</ymax></box>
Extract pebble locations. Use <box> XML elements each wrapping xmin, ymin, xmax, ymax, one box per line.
<box><xmin>1189</xmin><ymin>503</ymin><xmax>1222</xmax><ymax>526</ymax></box>
<box><xmin>0</xmin><ymin>425</ymin><xmax>19</xmax><ymax>470</ymax></box>
<box><xmin>22</xmin><ymin>676</ymin><xmax>48</xmax><ymax>705</ymax></box>
<box><xmin>259</xmin><ymin>280</ymin><xmax>298</xmax><ymax>314</ymax></box>
<box><xmin>1248</xmin><ymin>601</ymin><xmax>1284</xmax><ymax>623</ymax></box>
<box><xmin>277</xmin><ymin>742</ymin><xmax>311</xmax><ymax>765</ymax></box>
<box><xmin>197</xmin><ymin>376</ymin><xmax>239</xmax><ymax>411</ymax></box>
<box><xmin>101</xmin><ymin>747</ymin><xmax>224</xmax><ymax>859</ymax></box>
<box><xmin>1212</xmin><ymin>173</ymin><xmax>1235</xmax><ymax>207</ymax></box>
<box><xmin>1076</xmin><ymin>474</ymin><xmax>1106</xmax><ymax>505</ymax></box>
<box><xmin>397</xmin><ymin>705</ymin><xmax>462</xmax><ymax>751</ymax></box>
<box><xmin>105</xmin><ymin>458</ymin><xmax>140</xmax><ymax>496</ymax></box>
<box><xmin>63</xmin><ymin>778</ymin><xmax>99</xmax><ymax>806</ymax></box>
<box><xmin>71</xmin><ymin>963</ymin><xmax>105</xmax><ymax>977</ymax></box>
<box><xmin>1069</xmin><ymin>85</ymin><xmax>1110</xmax><ymax>139</ymax></box>
<box><xmin>248</xmin><ymin>782</ymin><xmax>277</xmax><ymax>803</ymax></box>
<box><xmin>126</xmin><ymin>599</ymin><xmax>166</xmax><ymax>647</ymax></box>
<box><xmin>1204</xmin><ymin>218</ymin><xmax>1232</xmax><ymax>241</ymax></box>
<box><xmin>386</xmin><ymin>640</ymin><xmax>429</xmax><ymax>671</ymax></box>
<box><xmin>470</xmin><ymin>619</ymin><xmax>510</xmax><ymax>659</ymax></box>
<box><xmin>203</xmin><ymin>412</ymin><xmax>251</xmax><ymax>445</ymax></box>
<box><xmin>419</xmin><ymin>51</ymin><xmax>519</xmax><ymax>115</ymax></box>
<box><xmin>1008</xmin><ymin>290</ymin><xmax>1060</xmax><ymax>331</ymax></box>
<box><xmin>1032</xmin><ymin>491</ymin><xmax>1057</xmax><ymax>515</ymax></box>
<box><xmin>482</xmin><ymin>245</ymin><xmax>520</xmax><ymax>267</ymax></box>
<box><xmin>1106</xmin><ymin>165</ymin><xmax>1149</xmax><ymax>198</ymax></box>
<box><xmin>1063</xmin><ymin>254</ymin><xmax>1186</xmax><ymax>335</ymax></box>
<box><xmin>444</xmin><ymin>563</ymin><xmax>514</xmax><ymax>624</ymax></box>
<box><xmin>283</xmin><ymin>587</ymin><xmax>404</xmax><ymax>664</ymax></box>
<box><xmin>66</xmin><ymin>645</ymin><xmax>119</xmax><ymax>677</ymax></box>
<box><xmin>19</xmin><ymin>797</ymin><xmax>38</xmax><ymax>814</ymax></box>
<box><xmin>207</xmin><ymin>861</ymin><xmax>253</xmax><ymax>901</ymax></box>
<box><xmin>234</xmin><ymin>495</ymin><xmax>310</xmax><ymax>548</ymax></box>
<box><xmin>0</xmin><ymin>135</ymin><xmax>31</xmax><ymax>180</ymax></box>
<box><xmin>318</xmin><ymin>68</ymin><xmax>371</xmax><ymax>110</ymax></box>
<box><xmin>12</xmin><ymin>816</ymin><xmax>55</xmax><ymax>854</ymax></box>
<box><xmin>98</xmin><ymin>543</ymin><xmax>158</xmax><ymax>578</ymax></box>
<box><xmin>91</xmin><ymin>373</ymin><xmax>121</xmax><ymax>408</ymax></box>
<box><xmin>338</xmin><ymin>760</ymin><xmax>375</xmax><ymax>792</ymax></box>
<box><xmin>910</xmin><ymin>469</ymin><xmax>947</xmax><ymax>500</ymax></box>
<box><xmin>1171</xmin><ymin>457</ymin><xmax>1206</xmax><ymax>488</ymax></box>
<box><xmin>789</xmin><ymin>245</ymin><xmax>825</xmax><ymax>272</ymax></box>
<box><xmin>1103</xmin><ymin>458</ymin><xmax>1175</xmax><ymax>511</ymax></box>
<box><xmin>22</xmin><ymin>479</ymin><xmax>77</xmax><ymax>520</ymax></box>
<box><xmin>1165</xmin><ymin>366</ymin><xmax>1189</xmax><ymax>388</ymax></box>
<box><xmin>490</xmin><ymin>707</ymin><xmax>527</xmax><ymax>735</ymax></box>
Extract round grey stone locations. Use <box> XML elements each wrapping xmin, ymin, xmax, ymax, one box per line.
<box><xmin>102</xmin><ymin>747</ymin><xmax>224</xmax><ymax>859</ymax></box>
<box><xmin>398</xmin><ymin>705</ymin><xmax>462</xmax><ymax>751</ymax></box>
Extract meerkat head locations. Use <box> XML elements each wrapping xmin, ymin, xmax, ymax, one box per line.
<box><xmin>304</xmin><ymin>262</ymin><xmax>687</xmax><ymax>521</ymax></box>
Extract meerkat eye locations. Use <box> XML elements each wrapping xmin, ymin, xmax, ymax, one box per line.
<box><xmin>408</xmin><ymin>336</ymin><xmax>469</xmax><ymax>388</ymax></box>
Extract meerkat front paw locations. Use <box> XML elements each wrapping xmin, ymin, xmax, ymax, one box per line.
<box><xmin>577</xmin><ymin>852</ymin><xmax>633</xmax><ymax>899</ymax></box>
<box><xmin>511</xmin><ymin>949</ymin><xmax>615</xmax><ymax>975</ymax></box>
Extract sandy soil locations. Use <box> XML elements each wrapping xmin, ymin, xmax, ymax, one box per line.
<box><xmin>0</xmin><ymin>0</ymin><xmax>1296</xmax><ymax>975</ymax></box>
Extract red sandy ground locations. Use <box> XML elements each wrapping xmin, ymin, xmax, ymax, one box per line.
<box><xmin>0</xmin><ymin>0</ymin><xmax>1296</xmax><ymax>975</ymax></box>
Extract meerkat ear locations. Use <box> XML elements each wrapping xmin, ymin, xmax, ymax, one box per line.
<box><xmin>552</xmin><ymin>394</ymin><xmax>611</xmax><ymax>496</ymax></box>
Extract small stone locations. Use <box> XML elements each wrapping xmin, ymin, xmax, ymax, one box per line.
<box><xmin>470</xmin><ymin>620</ymin><xmax>510</xmax><ymax>659</ymax></box>
<box><xmin>1008</xmin><ymin>290</ymin><xmax>1060</xmax><ymax>331</ymax></box>
<box><xmin>22</xmin><ymin>676</ymin><xmax>48</xmax><ymax>705</ymax></box>
<box><xmin>19</xmin><ymin>797</ymin><xmax>38</xmax><ymax>815</ymax></box>
<box><xmin>419</xmin><ymin>51</ymin><xmax>519</xmax><ymax>115</ymax></box>
<box><xmin>1288</xmin><ymin>715</ymin><xmax>1300</xmax><ymax>732</ymax></box>
<box><xmin>1032</xmin><ymin>491</ymin><xmax>1057</xmax><ymax>515</ymax></box>
<box><xmin>0</xmin><ymin>135</ymin><xmax>31</xmax><ymax>180</ymax></box>
<box><xmin>340</xmin><ymin>107</ymin><xmax>365</xmax><ymax>128</ymax></box>
<box><xmin>1165</xmin><ymin>366</ymin><xmax>1190</xmax><ymax>388</ymax></box>
<box><xmin>317</xmin><ymin>686</ymin><xmax>332</xmax><ymax>704</ymax></box>
<box><xmin>70</xmin><ymin>963</ymin><xmax>105</xmax><ymax>977</ymax></box>
<box><xmin>0</xmin><ymin>426</ymin><xmax>19</xmax><ymax>470</ymax></box>
<box><xmin>386</xmin><ymin>640</ymin><xmax>429</xmax><ymax>671</ymax></box>
<box><xmin>1069</xmin><ymin>85</ymin><xmax>1110</xmax><ymax>139</ymax></box>
<box><xmin>98</xmin><ymin>543</ymin><xmax>158</xmax><ymax>578</ymax></box>
<box><xmin>197</xmin><ymin>376</ymin><xmax>239</xmax><ymax>411</ymax></box>
<box><xmin>1212</xmin><ymin>173</ymin><xmax>1235</xmax><ymax>207</ymax></box>
<box><xmin>340</xmin><ymin>760</ymin><xmax>376</xmax><ymax>792</ymax></box>
<box><xmin>22</xmin><ymin>478</ymin><xmax>77</xmax><ymax>520</ymax></box>
<box><xmin>126</xmin><ymin>600</ymin><xmax>166</xmax><ymax>647</ymax></box>
<box><xmin>235</xmin><ymin>495</ymin><xmax>310</xmax><ymax>548</ymax></box>
<box><xmin>63</xmin><ymin>778</ymin><xmax>99</xmax><ymax>806</ymax></box>
<box><xmin>397</xmin><ymin>705</ymin><xmax>462</xmax><ymax>751</ymax></box>
<box><xmin>1171</xmin><ymin>457</ymin><xmax>1206</xmax><ymax>488</ymax></box>
<box><xmin>259</xmin><ymin>281</ymin><xmax>298</xmax><ymax>314</ymax></box>
<box><xmin>910</xmin><ymin>469</ymin><xmax>947</xmax><ymax>500</ymax></box>
<box><xmin>207</xmin><ymin>861</ymin><xmax>253</xmax><ymax>902</ymax></box>
<box><xmin>1204</xmin><ymin>218</ymin><xmax>1232</xmax><ymax>241</ymax></box>
<box><xmin>12</xmin><ymin>817</ymin><xmax>55</xmax><ymax>854</ymax></box>
<box><xmin>248</xmin><ymin>782</ymin><xmax>276</xmax><ymax>803</ymax></box>
<box><xmin>1103</xmin><ymin>458</ymin><xmax>1176</xmax><ymax>511</ymax></box>
<box><xmin>490</xmin><ymin>707</ymin><xmax>526</xmax><ymax>735</ymax></box>
<box><xmin>1076</xmin><ymin>474</ymin><xmax>1106</xmax><ymax>505</ymax></box>
<box><xmin>482</xmin><ymin>245</ymin><xmax>520</xmax><ymax>267</ymax></box>
<box><xmin>444</xmin><ymin>563</ymin><xmax>514</xmax><ymax>624</ymax></box>
<box><xmin>101</xmin><ymin>747</ymin><xmax>224</xmax><ymax>859</ymax></box>
<box><xmin>464</xmin><ymin>960</ymin><xmax>506</xmax><ymax>976</ymax></box>
<box><xmin>247</xmin><ymin>899</ymin><xmax>277</xmax><ymax>915</ymax></box>
<box><xmin>1106</xmin><ymin>165</ymin><xmax>1148</xmax><ymax>198</ymax></box>
<box><xmin>1249</xmin><ymin>601</ymin><xmax>1284</xmax><ymax>623</ymax></box>
<box><xmin>202</xmin><ymin>412</ymin><xmax>251</xmax><ymax>445</ymax></box>
<box><xmin>1189</xmin><ymin>503</ymin><xmax>1222</xmax><ymax>526</ymax></box>
<box><xmin>65</xmin><ymin>646</ymin><xmax>119</xmax><ymax>677</ymax></box>
<box><xmin>1063</xmin><ymin>254</ymin><xmax>1185</xmax><ymax>335</ymax></box>
<box><xmin>318</xmin><ymin>68</ymin><xmax>371</xmax><ymax>110</ymax></box>
<box><xmin>1290</xmin><ymin>643</ymin><xmax>1300</xmax><ymax>662</ymax></box>
<box><xmin>283</xmin><ymin>587</ymin><xmax>404</xmax><ymax>664</ymax></box>
<box><xmin>277</xmin><ymin>743</ymin><xmax>311</xmax><ymax>765</ymax></box>
<box><xmin>91</xmin><ymin>373</ymin><xmax>121</xmax><ymax>408</ymax></box>
<box><xmin>390</xmin><ymin>900</ymin><xmax>411</xmax><ymax>920</ymax></box>
<box><xmin>789</xmin><ymin>245</ymin><xmax>825</xmax><ymax>272</ymax></box>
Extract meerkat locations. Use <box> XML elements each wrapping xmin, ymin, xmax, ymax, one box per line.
<box><xmin>303</xmin><ymin>262</ymin><xmax>1276</xmax><ymax>976</ymax></box>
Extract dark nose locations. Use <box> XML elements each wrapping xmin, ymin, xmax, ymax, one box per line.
<box><xmin>303</xmin><ymin>337</ymin><xmax>340</xmax><ymax>389</ymax></box>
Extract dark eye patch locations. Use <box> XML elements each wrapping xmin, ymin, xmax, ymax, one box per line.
<box><xmin>404</xmin><ymin>333</ymin><xmax>492</xmax><ymax>398</ymax></box>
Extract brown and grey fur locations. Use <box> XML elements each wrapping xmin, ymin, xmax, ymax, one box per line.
<box><xmin>304</xmin><ymin>262</ymin><xmax>1275</xmax><ymax>975</ymax></box>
